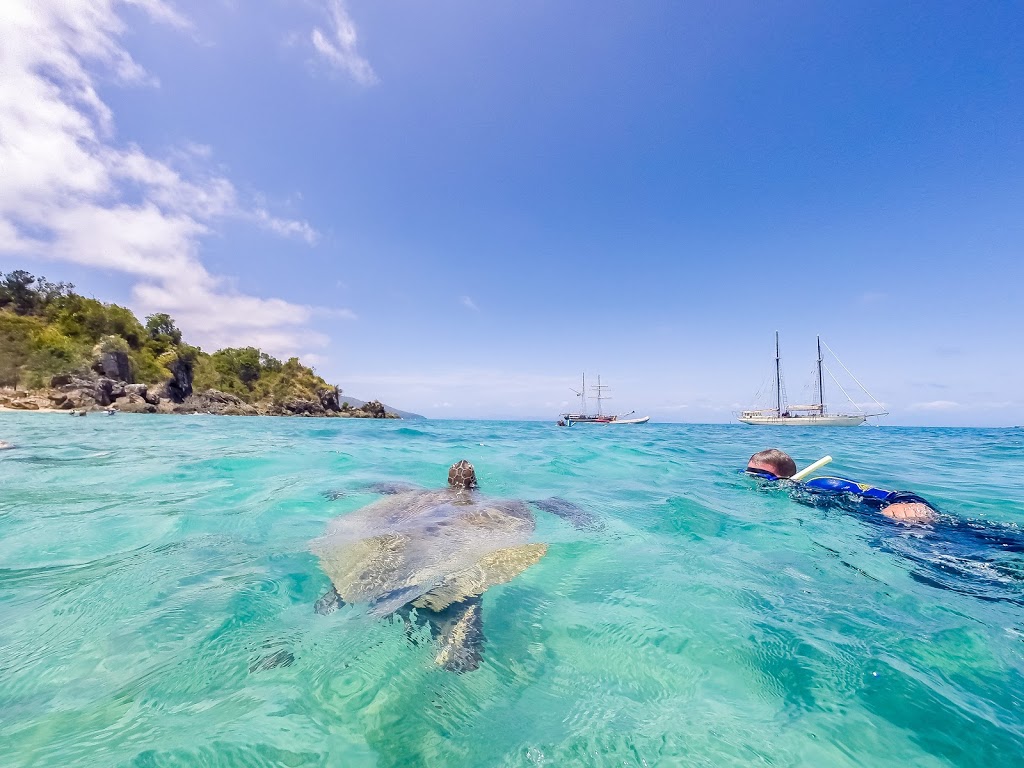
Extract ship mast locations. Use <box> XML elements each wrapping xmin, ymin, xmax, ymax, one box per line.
<box><xmin>775</xmin><ymin>331</ymin><xmax>781</xmax><ymax>415</ymax></box>
<box><xmin>592</xmin><ymin>375</ymin><xmax>611</xmax><ymax>417</ymax></box>
<box><xmin>816</xmin><ymin>335</ymin><xmax>825</xmax><ymax>414</ymax></box>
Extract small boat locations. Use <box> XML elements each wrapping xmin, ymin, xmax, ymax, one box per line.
<box><xmin>559</xmin><ymin>374</ymin><xmax>650</xmax><ymax>426</ymax></box>
<box><xmin>739</xmin><ymin>333</ymin><xmax>887</xmax><ymax>426</ymax></box>
<box><xmin>606</xmin><ymin>416</ymin><xmax>650</xmax><ymax>425</ymax></box>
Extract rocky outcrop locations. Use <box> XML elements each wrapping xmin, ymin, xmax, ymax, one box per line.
<box><xmin>94</xmin><ymin>351</ymin><xmax>132</xmax><ymax>383</ymax></box>
<box><xmin>317</xmin><ymin>386</ymin><xmax>341</xmax><ymax>412</ymax></box>
<box><xmin>5</xmin><ymin>377</ymin><xmax>399</xmax><ymax>419</ymax></box>
<box><xmin>358</xmin><ymin>400</ymin><xmax>388</xmax><ymax>418</ymax></box>
<box><xmin>119</xmin><ymin>395</ymin><xmax>157</xmax><ymax>413</ymax></box>
<box><xmin>2</xmin><ymin>397</ymin><xmax>40</xmax><ymax>410</ymax></box>
<box><xmin>162</xmin><ymin>358</ymin><xmax>194</xmax><ymax>403</ymax></box>
<box><xmin>94</xmin><ymin>377</ymin><xmax>126</xmax><ymax>406</ymax></box>
<box><xmin>165</xmin><ymin>389</ymin><xmax>260</xmax><ymax>416</ymax></box>
<box><xmin>283</xmin><ymin>398</ymin><xmax>326</xmax><ymax>416</ymax></box>
<box><xmin>124</xmin><ymin>383</ymin><xmax>160</xmax><ymax>406</ymax></box>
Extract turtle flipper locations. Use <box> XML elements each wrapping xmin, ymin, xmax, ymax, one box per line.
<box><xmin>314</xmin><ymin>586</ymin><xmax>344</xmax><ymax>615</ymax></box>
<box><xmin>431</xmin><ymin>597</ymin><xmax>485</xmax><ymax>673</ymax></box>
<box><xmin>530</xmin><ymin>497</ymin><xmax>603</xmax><ymax>531</ymax></box>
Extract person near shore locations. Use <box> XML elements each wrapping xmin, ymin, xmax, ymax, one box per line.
<box><xmin>745</xmin><ymin>448</ymin><xmax>937</xmax><ymax>523</ymax></box>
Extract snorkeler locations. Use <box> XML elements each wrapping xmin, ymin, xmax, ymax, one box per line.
<box><xmin>746</xmin><ymin>448</ymin><xmax>1024</xmax><ymax>607</ymax></box>
<box><xmin>745</xmin><ymin>448</ymin><xmax>936</xmax><ymax>523</ymax></box>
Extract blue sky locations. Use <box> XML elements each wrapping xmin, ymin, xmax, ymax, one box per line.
<box><xmin>1</xmin><ymin>1</ymin><xmax>1022</xmax><ymax>424</ymax></box>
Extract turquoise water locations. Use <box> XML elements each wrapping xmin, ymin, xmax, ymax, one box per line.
<box><xmin>1</xmin><ymin>414</ymin><xmax>1023</xmax><ymax>767</ymax></box>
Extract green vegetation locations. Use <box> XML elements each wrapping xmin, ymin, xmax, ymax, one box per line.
<box><xmin>0</xmin><ymin>270</ymin><xmax>336</xmax><ymax>404</ymax></box>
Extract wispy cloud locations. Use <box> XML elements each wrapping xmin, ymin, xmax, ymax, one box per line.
<box><xmin>311</xmin><ymin>0</ymin><xmax>377</xmax><ymax>85</ymax></box>
<box><xmin>909</xmin><ymin>400</ymin><xmax>960</xmax><ymax>411</ymax></box>
<box><xmin>460</xmin><ymin>295</ymin><xmax>479</xmax><ymax>311</ymax></box>
<box><xmin>0</xmin><ymin>0</ymin><xmax>337</xmax><ymax>359</ymax></box>
<box><xmin>253</xmin><ymin>208</ymin><xmax>319</xmax><ymax>245</ymax></box>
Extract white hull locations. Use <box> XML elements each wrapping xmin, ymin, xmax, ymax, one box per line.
<box><xmin>738</xmin><ymin>414</ymin><xmax>866</xmax><ymax>426</ymax></box>
<box><xmin>563</xmin><ymin>415</ymin><xmax>650</xmax><ymax>425</ymax></box>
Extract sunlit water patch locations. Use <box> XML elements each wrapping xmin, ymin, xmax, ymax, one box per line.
<box><xmin>1</xmin><ymin>415</ymin><xmax>1022</xmax><ymax>766</ymax></box>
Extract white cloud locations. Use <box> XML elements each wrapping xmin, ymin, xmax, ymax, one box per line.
<box><xmin>253</xmin><ymin>208</ymin><xmax>319</xmax><ymax>245</ymax></box>
<box><xmin>909</xmin><ymin>400</ymin><xmax>960</xmax><ymax>411</ymax></box>
<box><xmin>124</xmin><ymin>0</ymin><xmax>191</xmax><ymax>30</ymax></box>
<box><xmin>311</xmin><ymin>0</ymin><xmax>377</xmax><ymax>85</ymax></box>
<box><xmin>0</xmin><ymin>0</ymin><xmax>340</xmax><ymax>359</ymax></box>
<box><xmin>460</xmin><ymin>295</ymin><xmax>479</xmax><ymax>311</ymax></box>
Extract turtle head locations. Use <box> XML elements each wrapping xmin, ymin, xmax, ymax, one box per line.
<box><xmin>447</xmin><ymin>460</ymin><xmax>478</xmax><ymax>489</ymax></box>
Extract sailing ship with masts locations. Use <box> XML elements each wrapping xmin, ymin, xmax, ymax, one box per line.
<box><xmin>738</xmin><ymin>333</ymin><xmax>887</xmax><ymax>426</ymax></box>
<box><xmin>559</xmin><ymin>374</ymin><xmax>650</xmax><ymax>425</ymax></box>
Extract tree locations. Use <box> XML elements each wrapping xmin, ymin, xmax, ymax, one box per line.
<box><xmin>145</xmin><ymin>313</ymin><xmax>182</xmax><ymax>345</ymax></box>
<box><xmin>0</xmin><ymin>271</ymin><xmax>38</xmax><ymax>315</ymax></box>
<box><xmin>212</xmin><ymin>347</ymin><xmax>263</xmax><ymax>389</ymax></box>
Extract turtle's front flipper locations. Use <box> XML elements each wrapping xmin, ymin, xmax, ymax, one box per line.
<box><xmin>530</xmin><ymin>497</ymin><xmax>603</xmax><ymax>531</ymax></box>
<box><xmin>430</xmin><ymin>597</ymin><xmax>485</xmax><ymax>673</ymax></box>
<box><xmin>314</xmin><ymin>586</ymin><xmax>344</xmax><ymax>615</ymax></box>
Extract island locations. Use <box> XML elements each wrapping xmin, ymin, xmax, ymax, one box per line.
<box><xmin>0</xmin><ymin>270</ymin><xmax>401</xmax><ymax>418</ymax></box>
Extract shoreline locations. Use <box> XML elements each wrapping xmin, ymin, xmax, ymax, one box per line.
<box><xmin>0</xmin><ymin>403</ymin><xmax>399</xmax><ymax>418</ymax></box>
<box><xmin>0</xmin><ymin>384</ymin><xmax>400</xmax><ymax>419</ymax></box>
<box><xmin>0</xmin><ymin>405</ymin><xmax>65</xmax><ymax>414</ymax></box>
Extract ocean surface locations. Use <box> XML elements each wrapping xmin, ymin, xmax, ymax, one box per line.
<box><xmin>1</xmin><ymin>414</ymin><xmax>1023</xmax><ymax>767</ymax></box>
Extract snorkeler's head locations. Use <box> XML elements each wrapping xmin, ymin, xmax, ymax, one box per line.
<box><xmin>448</xmin><ymin>460</ymin><xmax>478</xmax><ymax>489</ymax></box>
<box><xmin>747</xmin><ymin>449</ymin><xmax>797</xmax><ymax>479</ymax></box>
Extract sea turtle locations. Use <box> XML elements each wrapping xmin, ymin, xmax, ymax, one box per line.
<box><xmin>311</xmin><ymin>460</ymin><xmax>595</xmax><ymax>672</ymax></box>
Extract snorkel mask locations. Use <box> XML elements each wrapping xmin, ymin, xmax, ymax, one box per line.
<box><xmin>744</xmin><ymin>467</ymin><xmax>780</xmax><ymax>481</ymax></box>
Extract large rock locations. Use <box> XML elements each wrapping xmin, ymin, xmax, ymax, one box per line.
<box><xmin>119</xmin><ymin>394</ymin><xmax>157</xmax><ymax>414</ymax></box>
<box><xmin>94</xmin><ymin>377</ymin><xmax>126</xmax><ymax>407</ymax></box>
<box><xmin>6</xmin><ymin>399</ymin><xmax>40</xmax><ymax>410</ymax></box>
<box><xmin>317</xmin><ymin>386</ymin><xmax>341</xmax><ymax>412</ymax></box>
<box><xmin>124</xmin><ymin>383</ymin><xmax>160</xmax><ymax>406</ymax></box>
<box><xmin>282</xmin><ymin>398</ymin><xmax>325</xmax><ymax>416</ymax></box>
<box><xmin>171</xmin><ymin>389</ymin><xmax>259</xmax><ymax>416</ymax></box>
<box><xmin>54</xmin><ymin>374</ymin><xmax>97</xmax><ymax>393</ymax></box>
<box><xmin>94</xmin><ymin>351</ymin><xmax>132</xmax><ymax>383</ymax></box>
<box><xmin>162</xmin><ymin>358</ymin><xmax>194</xmax><ymax>403</ymax></box>
<box><xmin>62</xmin><ymin>388</ymin><xmax>96</xmax><ymax>409</ymax></box>
<box><xmin>358</xmin><ymin>400</ymin><xmax>388</xmax><ymax>419</ymax></box>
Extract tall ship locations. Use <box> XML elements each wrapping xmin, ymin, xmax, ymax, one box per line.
<box><xmin>738</xmin><ymin>333</ymin><xmax>887</xmax><ymax>426</ymax></box>
<box><xmin>559</xmin><ymin>374</ymin><xmax>650</xmax><ymax>426</ymax></box>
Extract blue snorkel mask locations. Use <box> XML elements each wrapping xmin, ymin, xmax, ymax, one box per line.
<box><xmin>744</xmin><ymin>467</ymin><xmax>781</xmax><ymax>481</ymax></box>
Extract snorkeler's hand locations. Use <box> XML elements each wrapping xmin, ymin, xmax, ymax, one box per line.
<box><xmin>882</xmin><ymin>502</ymin><xmax>936</xmax><ymax>524</ymax></box>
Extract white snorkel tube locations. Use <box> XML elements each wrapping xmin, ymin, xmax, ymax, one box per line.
<box><xmin>791</xmin><ymin>455</ymin><xmax>833</xmax><ymax>482</ymax></box>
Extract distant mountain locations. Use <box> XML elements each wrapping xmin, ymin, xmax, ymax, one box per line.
<box><xmin>341</xmin><ymin>395</ymin><xmax>425</xmax><ymax>420</ymax></box>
